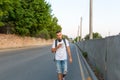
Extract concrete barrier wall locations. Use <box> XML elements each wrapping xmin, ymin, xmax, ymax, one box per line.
<box><xmin>0</xmin><ymin>34</ymin><xmax>53</xmax><ymax>49</ymax></box>
<box><xmin>78</xmin><ymin>35</ymin><xmax>120</xmax><ymax>80</ymax></box>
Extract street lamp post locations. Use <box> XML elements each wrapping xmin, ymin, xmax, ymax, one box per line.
<box><xmin>77</xmin><ymin>25</ymin><xmax>80</xmax><ymax>42</ymax></box>
<box><xmin>80</xmin><ymin>17</ymin><xmax>82</xmax><ymax>40</ymax></box>
<box><xmin>89</xmin><ymin>0</ymin><xmax>93</xmax><ymax>39</ymax></box>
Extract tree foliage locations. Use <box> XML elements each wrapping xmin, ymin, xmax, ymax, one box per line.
<box><xmin>84</xmin><ymin>32</ymin><xmax>102</xmax><ymax>40</ymax></box>
<box><xmin>0</xmin><ymin>0</ymin><xmax>61</xmax><ymax>39</ymax></box>
<box><xmin>74</xmin><ymin>36</ymin><xmax>81</xmax><ymax>42</ymax></box>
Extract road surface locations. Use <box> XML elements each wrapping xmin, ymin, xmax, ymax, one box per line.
<box><xmin>0</xmin><ymin>44</ymin><xmax>89</xmax><ymax>80</ymax></box>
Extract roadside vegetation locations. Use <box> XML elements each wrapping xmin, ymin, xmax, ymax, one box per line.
<box><xmin>74</xmin><ymin>32</ymin><xmax>102</xmax><ymax>42</ymax></box>
<box><xmin>0</xmin><ymin>0</ymin><xmax>62</xmax><ymax>39</ymax></box>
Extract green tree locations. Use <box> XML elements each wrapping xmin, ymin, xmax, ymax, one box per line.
<box><xmin>47</xmin><ymin>17</ymin><xmax>62</xmax><ymax>39</ymax></box>
<box><xmin>84</xmin><ymin>32</ymin><xmax>102</xmax><ymax>40</ymax></box>
<box><xmin>38</xmin><ymin>28</ymin><xmax>50</xmax><ymax>40</ymax></box>
<box><xmin>73</xmin><ymin>36</ymin><xmax>81</xmax><ymax>42</ymax></box>
<box><xmin>0</xmin><ymin>0</ymin><xmax>62</xmax><ymax>39</ymax></box>
<box><xmin>62</xmin><ymin>34</ymin><xmax>69</xmax><ymax>40</ymax></box>
<box><xmin>0</xmin><ymin>0</ymin><xmax>14</xmax><ymax>34</ymax></box>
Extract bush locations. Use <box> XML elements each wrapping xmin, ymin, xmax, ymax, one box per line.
<box><xmin>82</xmin><ymin>52</ymin><xmax>88</xmax><ymax>58</ymax></box>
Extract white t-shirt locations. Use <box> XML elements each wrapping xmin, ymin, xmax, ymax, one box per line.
<box><xmin>52</xmin><ymin>39</ymin><xmax>69</xmax><ymax>60</ymax></box>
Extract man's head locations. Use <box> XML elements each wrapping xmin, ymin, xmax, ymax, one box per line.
<box><xmin>56</xmin><ymin>30</ymin><xmax>62</xmax><ymax>41</ymax></box>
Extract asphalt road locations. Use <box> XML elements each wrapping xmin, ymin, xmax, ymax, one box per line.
<box><xmin>0</xmin><ymin>44</ymin><xmax>85</xmax><ymax>80</ymax></box>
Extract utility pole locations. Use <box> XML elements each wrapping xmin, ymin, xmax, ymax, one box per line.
<box><xmin>77</xmin><ymin>25</ymin><xmax>80</xmax><ymax>42</ymax></box>
<box><xmin>80</xmin><ymin>17</ymin><xmax>82</xmax><ymax>41</ymax></box>
<box><xmin>89</xmin><ymin>0</ymin><xmax>93</xmax><ymax>39</ymax></box>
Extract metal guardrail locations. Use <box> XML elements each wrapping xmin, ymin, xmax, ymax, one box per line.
<box><xmin>75</xmin><ymin>43</ymin><xmax>98</xmax><ymax>80</ymax></box>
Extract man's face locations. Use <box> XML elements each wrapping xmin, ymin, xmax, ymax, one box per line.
<box><xmin>56</xmin><ymin>32</ymin><xmax>62</xmax><ymax>39</ymax></box>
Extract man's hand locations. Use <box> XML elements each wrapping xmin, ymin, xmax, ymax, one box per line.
<box><xmin>57</xmin><ymin>44</ymin><xmax>62</xmax><ymax>48</ymax></box>
<box><xmin>51</xmin><ymin>48</ymin><xmax>56</xmax><ymax>53</ymax></box>
<box><xmin>51</xmin><ymin>44</ymin><xmax>62</xmax><ymax>53</ymax></box>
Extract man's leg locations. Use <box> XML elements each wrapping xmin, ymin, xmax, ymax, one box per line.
<box><xmin>62</xmin><ymin>60</ymin><xmax>67</xmax><ymax>79</ymax></box>
<box><xmin>56</xmin><ymin>60</ymin><xmax>63</xmax><ymax>80</ymax></box>
<box><xmin>58</xmin><ymin>73</ymin><xmax>63</xmax><ymax>80</ymax></box>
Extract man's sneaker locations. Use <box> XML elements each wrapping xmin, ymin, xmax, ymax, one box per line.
<box><xmin>63</xmin><ymin>77</ymin><xmax>65</xmax><ymax>80</ymax></box>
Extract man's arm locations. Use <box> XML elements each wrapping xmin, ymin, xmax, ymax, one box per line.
<box><xmin>66</xmin><ymin>46</ymin><xmax>72</xmax><ymax>63</ymax></box>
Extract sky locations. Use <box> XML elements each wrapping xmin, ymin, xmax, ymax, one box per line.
<box><xmin>46</xmin><ymin>0</ymin><xmax>120</xmax><ymax>38</ymax></box>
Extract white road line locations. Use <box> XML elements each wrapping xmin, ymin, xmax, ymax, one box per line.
<box><xmin>75</xmin><ymin>46</ymin><xmax>85</xmax><ymax>80</ymax></box>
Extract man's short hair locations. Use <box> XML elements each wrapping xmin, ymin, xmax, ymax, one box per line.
<box><xmin>56</xmin><ymin>30</ymin><xmax>61</xmax><ymax>33</ymax></box>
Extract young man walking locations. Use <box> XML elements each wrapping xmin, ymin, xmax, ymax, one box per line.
<box><xmin>51</xmin><ymin>30</ymin><xmax>72</xmax><ymax>80</ymax></box>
